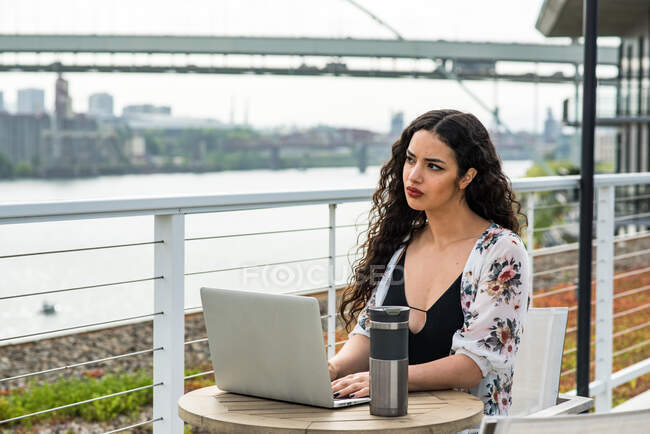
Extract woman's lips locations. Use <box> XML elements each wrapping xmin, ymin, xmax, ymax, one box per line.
<box><xmin>406</xmin><ymin>186</ymin><xmax>423</xmax><ymax>198</ymax></box>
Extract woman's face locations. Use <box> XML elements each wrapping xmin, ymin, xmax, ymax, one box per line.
<box><xmin>402</xmin><ymin>129</ymin><xmax>469</xmax><ymax>212</ymax></box>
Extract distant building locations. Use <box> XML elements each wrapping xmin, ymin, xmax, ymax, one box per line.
<box><xmin>543</xmin><ymin>107</ymin><xmax>560</xmax><ymax>144</ymax></box>
<box><xmin>42</xmin><ymin>113</ymin><xmax>123</xmax><ymax>175</ymax></box>
<box><xmin>17</xmin><ymin>88</ymin><xmax>45</xmax><ymax>115</ymax></box>
<box><xmin>0</xmin><ymin>91</ymin><xmax>4</xmax><ymax>112</ymax></box>
<box><xmin>0</xmin><ymin>112</ymin><xmax>50</xmax><ymax>164</ymax></box>
<box><xmin>123</xmin><ymin>104</ymin><xmax>171</xmax><ymax>117</ymax></box>
<box><xmin>390</xmin><ymin>112</ymin><xmax>404</xmax><ymax>137</ymax></box>
<box><xmin>124</xmin><ymin>114</ymin><xmax>224</xmax><ymax>131</ymax></box>
<box><xmin>55</xmin><ymin>73</ymin><xmax>73</xmax><ymax>128</ymax></box>
<box><xmin>88</xmin><ymin>93</ymin><xmax>114</xmax><ymax>118</ymax></box>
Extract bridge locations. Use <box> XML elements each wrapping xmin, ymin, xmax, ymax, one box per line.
<box><xmin>0</xmin><ymin>35</ymin><xmax>619</xmax><ymax>84</ymax></box>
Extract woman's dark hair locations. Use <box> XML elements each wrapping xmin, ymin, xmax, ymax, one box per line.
<box><xmin>339</xmin><ymin>109</ymin><xmax>526</xmax><ymax>331</ymax></box>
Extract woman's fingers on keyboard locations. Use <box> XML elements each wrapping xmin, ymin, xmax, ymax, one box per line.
<box><xmin>331</xmin><ymin>372</ymin><xmax>369</xmax><ymax>398</ymax></box>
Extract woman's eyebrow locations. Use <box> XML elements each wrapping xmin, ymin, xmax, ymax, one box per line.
<box><xmin>406</xmin><ymin>149</ymin><xmax>446</xmax><ymax>165</ymax></box>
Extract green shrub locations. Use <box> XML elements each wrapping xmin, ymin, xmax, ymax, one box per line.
<box><xmin>0</xmin><ymin>371</ymin><xmax>152</xmax><ymax>428</ymax></box>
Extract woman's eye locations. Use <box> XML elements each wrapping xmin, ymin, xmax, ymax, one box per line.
<box><xmin>406</xmin><ymin>156</ymin><xmax>415</xmax><ymax>163</ymax></box>
<box><xmin>427</xmin><ymin>163</ymin><xmax>441</xmax><ymax>170</ymax></box>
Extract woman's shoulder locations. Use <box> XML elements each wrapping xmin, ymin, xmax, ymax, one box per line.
<box><xmin>473</xmin><ymin>222</ymin><xmax>526</xmax><ymax>257</ymax></box>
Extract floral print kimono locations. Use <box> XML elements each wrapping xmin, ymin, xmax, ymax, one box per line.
<box><xmin>350</xmin><ymin>222</ymin><xmax>530</xmax><ymax>415</ymax></box>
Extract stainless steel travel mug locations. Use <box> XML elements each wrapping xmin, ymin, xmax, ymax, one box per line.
<box><xmin>369</xmin><ymin>306</ymin><xmax>409</xmax><ymax>416</ymax></box>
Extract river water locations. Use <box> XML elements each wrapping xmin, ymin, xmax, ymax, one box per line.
<box><xmin>0</xmin><ymin>161</ymin><xmax>532</xmax><ymax>342</ymax></box>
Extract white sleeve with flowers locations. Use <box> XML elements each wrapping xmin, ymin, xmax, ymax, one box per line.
<box><xmin>451</xmin><ymin>224</ymin><xmax>530</xmax><ymax>416</ymax></box>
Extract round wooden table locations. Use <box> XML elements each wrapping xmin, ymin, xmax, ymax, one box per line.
<box><xmin>178</xmin><ymin>386</ymin><xmax>484</xmax><ymax>433</ymax></box>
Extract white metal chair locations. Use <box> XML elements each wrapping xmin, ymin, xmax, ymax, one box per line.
<box><xmin>510</xmin><ymin>307</ymin><xmax>592</xmax><ymax>417</ymax></box>
<box><xmin>478</xmin><ymin>408</ymin><xmax>650</xmax><ymax>434</ymax></box>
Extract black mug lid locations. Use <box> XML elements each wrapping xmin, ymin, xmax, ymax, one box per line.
<box><xmin>369</xmin><ymin>306</ymin><xmax>410</xmax><ymax>322</ymax></box>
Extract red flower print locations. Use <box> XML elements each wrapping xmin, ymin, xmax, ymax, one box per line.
<box><xmin>497</xmin><ymin>264</ymin><xmax>516</xmax><ymax>282</ymax></box>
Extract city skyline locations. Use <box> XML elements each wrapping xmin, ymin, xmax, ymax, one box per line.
<box><xmin>0</xmin><ymin>0</ymin><xmax>619</xmax><ymax>133</ymax></box>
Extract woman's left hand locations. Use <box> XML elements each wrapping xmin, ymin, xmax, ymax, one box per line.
<box><xmin>331</xmin><ymin>371</ymin><xmax>369</xmax><ymax>398</ymax></box>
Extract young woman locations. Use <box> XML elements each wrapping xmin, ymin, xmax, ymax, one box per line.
<box><xmin>328</xmin><ymin>109</ymin><xmax>530</xmax><ymax>416</ymax></box>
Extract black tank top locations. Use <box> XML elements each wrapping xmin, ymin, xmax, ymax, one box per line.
<box><xmin>382</xmin><ymin>250</ymin><xmax>464</xmax><ymax>365</ymax></box>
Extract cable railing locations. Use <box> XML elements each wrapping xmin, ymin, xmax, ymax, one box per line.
<box><xmin>0</xmin><ymin>240</ymin><xmax>164</xmax><ymax>259</ymax></box>
<box><xmin>0</xmin><ymin>382</ymin><xmax>163</xmax><ymax>425</ymax></box>
<box><xmin>0</xmin><ymin>347</ymin><xmax>163</xmax><ymax>384</ymax></box>
<box><xmin>0</xmin><ymin>312</ymin><xmax>164</xmax><ymax>343</ymax></box>
<box><xmin>0</xmin><ymin>276</ymin><xmax>163</xmax><ymax>301</ymax></box>
<box><xmin>104</xmin><ymin>417</ymin><xmax>163</xmax><ymax>434</ymax></box>
<box><xmin>1</xmin><ymin>173</ymin><xmax>649</xmax><ymax>430</ymax></box>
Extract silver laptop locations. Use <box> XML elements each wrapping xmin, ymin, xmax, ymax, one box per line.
<box><xmin>200</xmin><ymin>287</ymin><xmax>371</xmax><ymax>408</ymax></box>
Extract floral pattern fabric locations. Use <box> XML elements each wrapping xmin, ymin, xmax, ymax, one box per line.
<box><xmin>350</xmin><ymin>222</ymin><xmax>530</xmax><ymax>415</ymax></box>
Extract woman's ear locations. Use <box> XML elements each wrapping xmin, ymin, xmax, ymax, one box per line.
<box><xmin>459</xmin><ymin>168</ymin><xmax>477</xmax><ymax>190</ymax></box>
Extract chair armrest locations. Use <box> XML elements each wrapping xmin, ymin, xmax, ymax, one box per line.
<box><xmin>526</xmin><ymin>394</ymin><xmax>593</xmax><ymax>417</ymax></box>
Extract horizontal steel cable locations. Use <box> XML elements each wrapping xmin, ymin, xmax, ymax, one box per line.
<box><xmin>534</xmin><ymin>264</ymin><xmax>650</xmax><ymax>300</ymax></box>
<box><xmin>566</xmin><ymin>303</ymin><xmax>650</xmax><ymax>334</ymax></box>
<box><xmin>185</xmin><ymin>255</ymin><xmax>331</xmax><ymax>276</ymax></box>
<box><xmin>184</xmin><ymin>338</ymin><xmax>208</xmax><ymax>346</ymax></box>
<box><xmin>0</xmin><ymin>312</ymin><xmax>164</xmax><ymax>343</ymax></box>
<box><xmin>0</xmin><ymin>347</ymin><xmax>163</xmax><ymax>384</ymax></box>
<box><xmin>532</xmin><ymin>221</ymin><xmax>579</xmax><ymax>233</ymax></box>
<box><xmin>567</xmin><ymin>287</ymin><xmax>649</xmax><ymax>313</ymax></box>
<box><xmin>613</xmin><ymin>339</ymin><xmax>650</xmax><ymax>357</ymax></box>
<box><xmin>286</xmin><ymin>282</ymin><xmax>348</xmax><ymax>295</ymax></box>
<box><xmin>615</xmin><ymin>193</ymin><xmax>650</xmax><ymax>202</ymax></box>
<box><xmin>104</xmin><ymin>417</ymin><xmax>163</xmax><ymax>434</ymax></box>
<box><xmin>615</xmin><ymin>211</ymin><xmax>650</xmax><ymax>222</ymax></box>
<box><xmin>614</xmin><ymin>247</ymin><xmax>650</xmax><ymax>261</ymax></box>
<box><xmin>183</xmin><ymin>284</ymin><xmax>348</xmax><ymax>312</ymax></box>
<box><xmin>0</xmin><ymin>240</ymin><xmax>163</xmax><ymax>259</ymax></box>
<box><xmin>184</xmin><ymin>370</ymin><xmax>214</xmax><ymax>380</ymax></box>
<box><xmin>0</xmin><ymin>382</ymin><xmax>163</xmax><ymax>425</ymax></box>
<box><xmin>531</xmin><ymin>202</ymin><xmax>579</xmax><ymax>211</ymax></box>
<box><xmin>184</xmin><ymin>223</ymin><xmax>367</xmax><ymax>242</ymax></box>
<box><xmin>534</xmin><ymin>284</ymin><xmax>577</xmax><ymax>300</ymax></box>
<box><xmin>612</xmin><ymin>265</ymin><xmax>650</xmax><ymax>280</ymax></box>
<box><xmin>0</xmin><ymin>276</ymin><xmax>163</xmax><ymax>301</ymax></box>
<box><xmin>560</xmin><ymin>368</ymin><xmax>576</xmax><ymax>377</ymax></box>
<box><xmin>533</xmin><ymin>263</ymin><xmax>579</xmax><ymax>278</ymax></box>
<box><xmin>563</xmin><ymin>320</ymin><xmax>650</xmax><ymax>356</ymax></box>
<box><xmin>614</xmin><ymin>302</ymin><xmax>650</xmax><ymax>319</ymax></box>
<box><xmin>186</xmin><ymin>252</ymin><xmax>354</xmax><ymax>277</ymax></box>
<box><xmin>326</xmin><ymin>340</ymin><xmax>349</xmax><ymax>348</ymax></box>
<box><xmin>185</xmin><ymin>226</ymin><xmax>330</xmax><ymax>241</ymax></box>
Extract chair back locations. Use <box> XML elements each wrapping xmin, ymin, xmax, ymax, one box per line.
<box><xmin>509</xmin><ymin>307</ymin><xmax>568</xmax><ymax>416</ymax></box>
<box><xmin>479</xmin><ymin>408</ymin><xmax>650</xmax><ymax>434</ymax></box>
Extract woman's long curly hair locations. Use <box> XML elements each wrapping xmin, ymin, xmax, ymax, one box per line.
<box><xmin>339</xmin><ymin>109</ymin><xmax>526</xmax><ymax>331</ymax></box>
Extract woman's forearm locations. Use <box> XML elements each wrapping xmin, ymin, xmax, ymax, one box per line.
<box><xmin>328</xmin><ymin>334</ymin><xmax>370</xmax><ymax>379</ymax></box>
<box><xmin>408</xmin><ymin>354</ymin><xmax>483</xmax><ymax>390</ymax></box>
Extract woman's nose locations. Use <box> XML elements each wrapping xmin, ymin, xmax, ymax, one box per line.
<box><xmin>408</xmin><ymin>165</ymin><xmax>422</xmax><ymax>182</ymax></box>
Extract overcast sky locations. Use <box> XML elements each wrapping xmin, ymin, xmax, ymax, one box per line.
<box><xmin>0</xmin><ymin>0</ymin><xmax>617</xmax><ymax>132</ymax></box>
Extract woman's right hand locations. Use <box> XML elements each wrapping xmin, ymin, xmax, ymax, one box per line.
<box><xmin>327</xmin><ymin>360</ymin><xmax>338</xmax><ymax>380</ymax></box>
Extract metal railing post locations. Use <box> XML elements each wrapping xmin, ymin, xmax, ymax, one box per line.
<box><xmin>153</xmin><ymin>214</ymin><xmax>185</xmax><ymax>433</ymax></box>
<box><xmin>328</xmin><ymin>203</ymin><xmax>337</xmax><ymax>358</ymax></box>
<box><xmin>595</xmin><ymin>185</ymin><xmax>614</xmax><ymax>412</ymax></box>
<box><xmin>527</xmin><ymin>192</ymin><xmax>536</xmax><ymax>305</ymax></box>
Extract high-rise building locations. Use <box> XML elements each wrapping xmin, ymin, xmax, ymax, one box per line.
<box><xmin>17</xmin><ymin>88</ymin><xmax>45</xmax><ymax>114</ymax></box>
<box><xmin>55</xmin><ymin>73</ymin><xmax>72</xmax><ymax>126</ymax></box>
<box><xmin>0</xmin><ymin>112</ymin><xmax>50</xmax><ymax>164</ymax></box>
<box><xmin>543</xmin><ymin>107</ymin><xmax>560</xmax><ymax>144</ymax></box>
<box><xmin>88</xmin><ymin>93</ymin><xmax>114</xmax><ymax>118</ymax></box>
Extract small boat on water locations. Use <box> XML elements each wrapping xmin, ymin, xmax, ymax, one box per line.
<box><xmin>41</xmin><ymin>302</ymin><xmax>56</xmax><ymax>315</ymax></box>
